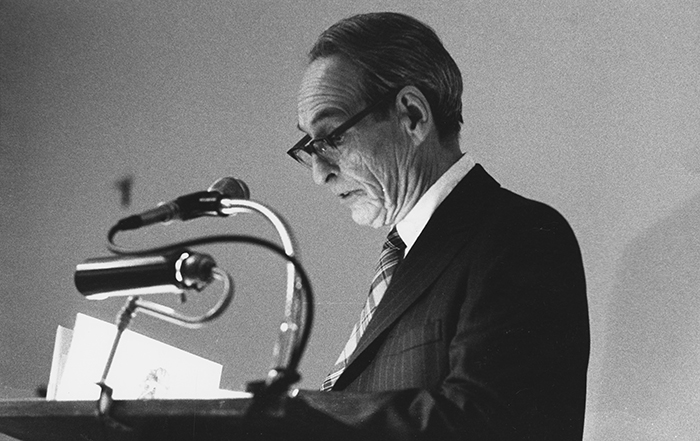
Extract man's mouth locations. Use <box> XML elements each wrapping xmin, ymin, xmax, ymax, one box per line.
<box><xmin>339</xmin><ymin>190</ymin><xmax>361</xmax><ymax>200</ymax></box>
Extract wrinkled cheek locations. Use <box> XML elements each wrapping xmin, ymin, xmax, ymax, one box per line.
<box><xmin>381</xmin><ymin>186</ymin><xmax>396</xmax><ymax>209</ymax></box>
<box><xmin>378</xmin><ymin>184</ymin><xmax>400</xmax><ymax>220</ymax></box>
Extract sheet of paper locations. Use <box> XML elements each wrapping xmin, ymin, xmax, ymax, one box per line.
<box><xmin>46</xmin><ymin>325</ymin><xmax>73</xmax><ymax>400</ymax></box>
<box><xmin>53</xmin><ymin>313</ymin><xmax>223</xmax><ymax>400</ymax></box>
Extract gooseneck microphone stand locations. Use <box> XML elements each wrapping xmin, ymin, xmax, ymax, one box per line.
<box><xmin>75</xmin><ymin>192</ymin><xmax>314</xmax><ymax>428</ymax></box>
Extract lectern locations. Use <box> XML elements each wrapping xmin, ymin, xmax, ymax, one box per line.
<box><xmin>0</xmin><ymin>395</ymin><xmax>357</xmax><ymax>441</ymax></box>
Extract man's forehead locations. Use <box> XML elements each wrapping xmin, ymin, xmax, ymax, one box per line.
<box><xmin>296</xmin><ymin>56</ymin><xmax>363</xmax><ymax>130</ymax></box>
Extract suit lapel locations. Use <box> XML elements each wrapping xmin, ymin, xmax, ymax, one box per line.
<box><xmin>343</xmin><ymin>165</ymin><xmax>501</xmax><ymax>369</ymax></box>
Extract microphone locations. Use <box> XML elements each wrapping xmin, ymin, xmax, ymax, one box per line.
<box><xmin>113</xmin><ymin>177</ymin><xmax>249</xmax><ymax>232</ymax></box>
<box><xmin>74</xmin><ymin>249</ymin><xmax>216</xmax><ymax>300</ymax></box>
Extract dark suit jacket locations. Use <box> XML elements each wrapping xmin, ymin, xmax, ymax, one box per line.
<box><xmin>297</xmin><ymin>165</ymin><xmax>590</xmax><ymax>440</ymax></box>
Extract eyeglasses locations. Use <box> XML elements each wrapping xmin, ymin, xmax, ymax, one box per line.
<box><xmin>287</xmin><ymin>88</ymin><xmax>401</xmax><ymax>168</ymax></box>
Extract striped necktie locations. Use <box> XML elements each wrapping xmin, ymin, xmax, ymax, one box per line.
<box><xmin>321</xmin><ymin>228</ymin><xmax>406</xmax><ymax>391</ymax></box>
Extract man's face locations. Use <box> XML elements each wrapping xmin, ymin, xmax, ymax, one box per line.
<box><xmin>297</xmin><ymin>56</ymin><xmax>411</xmax><ymax>228</ymax></box>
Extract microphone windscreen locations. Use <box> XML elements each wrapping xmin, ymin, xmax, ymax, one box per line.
<box><xmin>208</xmin><ymin>177</ymin><xmax>250</xmax><ymax>200</ymax></box>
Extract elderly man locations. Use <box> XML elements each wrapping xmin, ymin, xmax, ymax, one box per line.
<box><xmin>288</xmin><ymin>12</ymin><xmax>590</xmax><ymax>441</ymax></box>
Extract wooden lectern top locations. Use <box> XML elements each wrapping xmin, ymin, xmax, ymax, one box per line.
<box><xmin>0</xmin><ymin>397</ymin><xmax>306</xmax><ymax>441</ymax></box>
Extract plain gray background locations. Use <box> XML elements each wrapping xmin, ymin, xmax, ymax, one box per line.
<box><xmin>1</xmin><ymin>1</ymin><xmax>698</xmax><ymax>439</ymax></box>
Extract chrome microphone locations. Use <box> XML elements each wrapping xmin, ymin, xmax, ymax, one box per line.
<box><xmin>113</xmin><ymin>177</ymin><xmax>249</xmax><ymax>232</ymax></box>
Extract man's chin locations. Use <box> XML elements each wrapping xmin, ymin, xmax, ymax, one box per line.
<box><xmin>350</xmin><ymin>206</ymin><xmax>387</xmax><ymax>229</ymax></box>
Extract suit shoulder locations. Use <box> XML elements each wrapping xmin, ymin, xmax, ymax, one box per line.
<box><xmin>476</xmin><ymin>188</ymin><xmax>582</xmax><ymax>256</ymax></box>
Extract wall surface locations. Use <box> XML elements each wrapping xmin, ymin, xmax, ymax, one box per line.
<box><xmin>1</xmin><ymin>0</ymin><xmax>699</xmax><ymax>439</ymax></box>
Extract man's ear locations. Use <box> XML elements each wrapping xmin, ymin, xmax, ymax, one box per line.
<box><xmin>395</xmin><ymin>86</ymin><xmax>433</xmax><ymax>145</ymax></box>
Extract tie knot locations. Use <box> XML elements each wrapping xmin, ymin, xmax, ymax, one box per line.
<box><xmin>385</xmin><ymin>228</ymin><xmax>406</xmax><ymax>253</ymax></box>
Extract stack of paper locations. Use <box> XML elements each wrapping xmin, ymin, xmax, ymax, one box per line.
<box><xmin>47</xmin><ymin>313</ymin><xmax>237</xmax><ymax>400</ymax></box>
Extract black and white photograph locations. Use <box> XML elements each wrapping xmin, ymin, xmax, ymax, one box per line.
<box><xmin>1</xmin><ymin>1</ymin><xmax>698</xmax><ymax>440</ymax></box>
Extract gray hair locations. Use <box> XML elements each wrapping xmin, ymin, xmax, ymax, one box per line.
<box><xmin>309</xmin><ymin>12</ymin><xmax>464</xmax><ymax>142</ymax></box>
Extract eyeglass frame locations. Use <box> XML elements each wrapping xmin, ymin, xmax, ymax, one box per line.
<box><xmin>287</xmin><ymin>88</ymin><xmax>402</xmax><ymax>168</ymax></box>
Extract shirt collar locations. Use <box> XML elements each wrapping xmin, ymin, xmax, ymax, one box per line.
<box><xmin>395</xmin><ymin>153</ymin><xmax>475</xmax><ymax>255</ymax></box>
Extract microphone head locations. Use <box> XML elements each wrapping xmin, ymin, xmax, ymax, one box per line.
<box><xmin>208</xmin><ymin>177</ymin><xmax>250</xmax><ymax>200</ymax></box>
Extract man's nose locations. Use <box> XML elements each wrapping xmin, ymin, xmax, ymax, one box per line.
<box><xmin>311</xmin><ymin>154</ymin><xmax>338</xmax><ymax>185</ymax></box>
